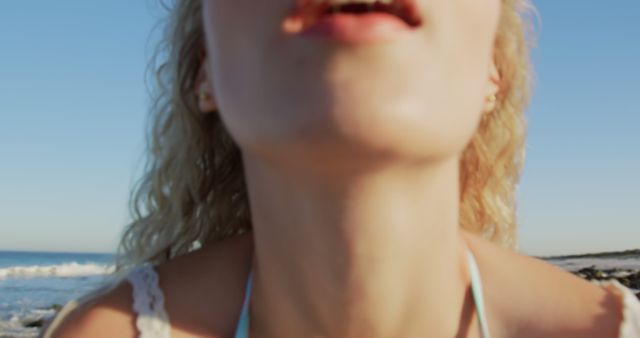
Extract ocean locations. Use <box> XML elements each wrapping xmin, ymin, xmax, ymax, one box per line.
<box><xmin>0</xmin><ymin>251</ymin><xmax>114</xmax><ymax>338</ymax></box>
<box><xmin>546</xmin><ymin>255</ymin><xmax>640</xmax><ymax>271</ymax></box>
<box><xmin>0</xmin><ymin>250</ymin><xmax>638</xmax><ymax>338</ymax></box>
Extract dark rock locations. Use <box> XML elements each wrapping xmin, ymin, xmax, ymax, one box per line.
<box><xmin>21</xmin><ymin>304</ymin><xmax>63</xmax><ymax>329</ymax></box>
<box><xmin>23</xmin><ymin>318</ymin><xmax>45</xmax><ymax>328</ymax></box>
<box><xmin>573</xmin><ymin>266</ymin><xmax>605</xmax><ymax>280</ymax></box>
<box><xmin>47</xmin><ymin>303</ymin><xmax>63</xmax><ymax>312</ymax></box>
<box><xmin>570</xmin><ymin>266</ymin><xmax>640</xmax><ymax>293</ymax></box>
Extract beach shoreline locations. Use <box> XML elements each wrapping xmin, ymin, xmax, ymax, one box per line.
<box><xmin>1</xmin><ymin>249</ymin><xmax>639</xmax><ymax>337</ymax></box>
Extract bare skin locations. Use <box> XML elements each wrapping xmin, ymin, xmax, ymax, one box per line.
<box><xmin>43</xmin><ymin>0</ymin><xmax>625</xmax><ymax>336</ymax></box>
<box><xmin>46</xmin><ymin>230</ymin><xmax>623</xmax><ymax>338</ymax></box>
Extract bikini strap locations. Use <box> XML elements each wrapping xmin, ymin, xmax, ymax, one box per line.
<box><xmin>467</xmin><ymin>250</ymin><xmax>492</xmax><ymax>338</ymax></box>
<box><xmin>126</xmin><ymin>263</ymin><xmax>171</xmax><ymax>338</ymax></box>
<box><xmin>234</xmin><ymin>254</ymin><xmax>492</xmax><ymax>338</ymax></box>
<box><xmin>234</xmin><ymin>269</ymin><xmax>253</xmax><ymax>338</ymax></box>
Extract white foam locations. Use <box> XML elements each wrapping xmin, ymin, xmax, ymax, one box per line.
<box><xmin>0</xmin><ymin>262</ymin><xmax>115</xmax><ymax>280</ymax></box>
<box><xmin>0</xmin><ymin>309</ymin><xmax>55</xmax><ymax>338</ymax></box>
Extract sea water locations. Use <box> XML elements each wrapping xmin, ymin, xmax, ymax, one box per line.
<box><xmin>545</xmin><ymin>255</ymin><xmax>640</xmax><ymax>271</ymax></box>
<box><xmin>0</xmin><ymin>251</ymin><xmax>114</xmax><ymax>338</ymax></box>
<box><xmin>0</xmin><ymin>250</ymin><xmax>638</xmax><ymax>338</ymax></box>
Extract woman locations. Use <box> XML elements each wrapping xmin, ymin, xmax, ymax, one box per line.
<box><xmin>42</xmin><ymin>0</ymin><xmax>640</xmax><ymax>337</ymax></box>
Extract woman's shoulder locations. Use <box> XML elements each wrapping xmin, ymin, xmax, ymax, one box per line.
<box><xmin>590</xmin><ymin>279</ymin><xmax>640</xmax><ymax>337</ymax></box>
<box><xmin>39</xmin><ymin>279</ymin><xmax>137</xmax><ymax>338</ymax></box>
<box><xmin>154</xmin><ymin>232</ymin><xmax>254</xmax><ymax>336</ymax></box>
<box><xmin>463</xmin><ymin>231</ymin><xmax>627</xmax><ymax>338</ymax></box>
<box><xmin>41</xmin><ymin>233</ymin><xmax>254</xmax><ymax>338</ymax></box>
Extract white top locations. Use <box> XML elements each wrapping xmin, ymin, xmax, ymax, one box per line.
<box><xmin>590</xmin><ymin>279</ymin><xmax>640</xmax><ymax>337</ymax></box>
<box><xmin>126</xmin><ymin>264</ymin><xmax>171</xmax><ymax>338</ymax></box>
<box><xmin>41</xmin><ymin>264</ymin><xmax>640</xmax><ymax>338</ymax></box>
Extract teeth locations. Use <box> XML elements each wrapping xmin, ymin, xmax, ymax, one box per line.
<box><xmin>314</xmin><ymin>0</ymin><xmax>396</xmax><ymax>14</ymax></box>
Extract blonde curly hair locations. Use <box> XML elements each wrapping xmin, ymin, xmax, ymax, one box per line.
<box><xmin>115</xmin><ymin>0</ymin><xmax>537</xmax><ymax>271</ymax></box>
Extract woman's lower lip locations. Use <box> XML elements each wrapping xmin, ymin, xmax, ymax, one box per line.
<box><xmin>299</xmin><ymin>13</ymin><xmax>414</xmax><ymax>44</ymax></box>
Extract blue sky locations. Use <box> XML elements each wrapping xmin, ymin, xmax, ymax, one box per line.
<box><xmin>0</xmin><ymin>1</ymin><xmax>638</xmax><ymax>256</ymax></box>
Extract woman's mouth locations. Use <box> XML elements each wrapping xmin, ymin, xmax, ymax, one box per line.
<box><xmin>282</xmin><ymin>0</ymin><xmax>423</xmax><ymax>44</ymax></box>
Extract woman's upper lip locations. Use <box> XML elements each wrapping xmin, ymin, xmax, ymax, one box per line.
<box><xmin>285</xmin><ymin>0</ymin><xmax>424</xmax><ymax>32</ymax></box>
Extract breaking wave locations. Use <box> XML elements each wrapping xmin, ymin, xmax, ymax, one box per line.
<box><xmin>0</xmin><ymin>263</ymin><xmax>114</xmax><ymax>280</ymax></box>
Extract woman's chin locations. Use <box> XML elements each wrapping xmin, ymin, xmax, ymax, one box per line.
<box><xmin>233</xmin><ymin>110</ymin><xmax>475</xmax><ymax>173</ymax></box>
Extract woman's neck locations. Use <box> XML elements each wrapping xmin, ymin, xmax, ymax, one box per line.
<box><xmin>243</xmin><ymin>153</ymin><xmax>476</xmax><ymax>338</ymax></box>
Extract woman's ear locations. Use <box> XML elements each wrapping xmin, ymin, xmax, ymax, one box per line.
<box><xmin>194</xmin><ymin>58</ymin><xmax>217</xmax><ymax>114</ymax></box>
<box><xmin>483</xmin><ymin>61</ymin><xmax>501</xmax><ymax>114</ymax></box>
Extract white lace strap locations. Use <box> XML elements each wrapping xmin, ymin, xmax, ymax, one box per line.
<box><xmin>591</xmin><ymin>279</ymin><xmax>640</xmax><ymax>338</ymax></box>
<box><xmin>126</xmin><ymin>264</ymin><xmax>171</xmax><ymax>338</ymax></box>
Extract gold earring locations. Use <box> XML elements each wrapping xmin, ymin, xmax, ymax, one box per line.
<box><xmin>199</xmin><ymin>91</ymin><xmax>211</xmax><ymax>102</ymax></box>
<box><xmin>487</xmin><ymin>94</ymin><xmax>497</xmax><ymax>103</ymax></box>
